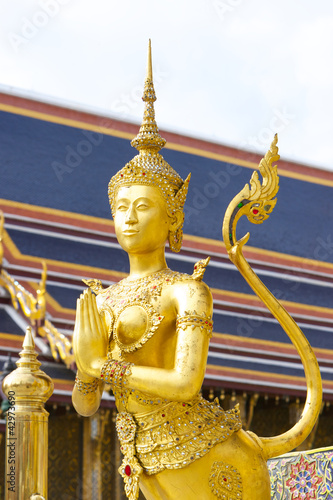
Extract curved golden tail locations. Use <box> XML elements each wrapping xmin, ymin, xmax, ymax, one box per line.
<box><xmin>222</xmin><ymin>135</ymin><xmax>322</xmax><ymax>459</ymax></box>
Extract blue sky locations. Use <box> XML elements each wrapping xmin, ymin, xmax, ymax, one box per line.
<box><xmin>1</xmin><ymin>0</ymin><xmax>333</xmax><ymax>171</ymax></box>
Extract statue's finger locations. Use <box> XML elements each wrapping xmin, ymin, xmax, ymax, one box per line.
<box><xmin>80</xmin><ymin>296</ymin><xmax>88</xmax><ymax>337</ymax></box>
<box><xmin>90</xmin><ymin>290</ymin><xmax>104</xmax><ymax>335</ymax></box>
<box><xmin>82</xmin><ymin>291</ymin><xmax>91</xmax><ymax>329</ymax></box>
<box><xmin>73</xmin><ymin>298</ymin><xmax>81</xmax><ymax>353</ymax></box>
<box><xmin>88</xmin><ymin>289</ymin><xmax>104</xmax><ymax>341</ymax></box>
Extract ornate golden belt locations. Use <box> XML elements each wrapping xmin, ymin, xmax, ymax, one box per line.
<box><xmin>116</xmin><ymin>396</ymin><xmax>241</xmax><ymax>499</ymax></box>
<box><xmin>134</xmin><ymin>396</ymin><xmax>241</xmax><ymax>474</ymax></box>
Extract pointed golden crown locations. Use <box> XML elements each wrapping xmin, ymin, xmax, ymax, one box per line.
<box><xmin>130</xmin><ymin>39</ymin><xmax>166</xmax><ymax>153</ymax></box>
<box><xmin>108</xmin><ymin>40</ymin><xmax>191</xmax><ymax>236</ymax></box>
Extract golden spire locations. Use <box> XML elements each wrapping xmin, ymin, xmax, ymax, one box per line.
<box><xmin>131</xmin><ymin>39</ymin><xmax>166</xmax><ymax>153</ymax></box>
<box><xmin>146</xmin><ymin>38</ymin><xmax>153</xmax><ymax>81</ymax></box>
<box><xmin>2</xmin><ymin>326</ymin><xmax>53</xmax><ymax>499</ymax></box>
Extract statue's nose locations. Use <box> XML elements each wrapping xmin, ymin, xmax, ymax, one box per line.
<box><xmin>125</xmin><ymin>205</ymin><xmax>138</xmax><ymax>224</ymax></box>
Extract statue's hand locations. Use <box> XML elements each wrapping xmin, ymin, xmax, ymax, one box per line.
<box><xmin>73</xmin><ymin>288</ymin><xmax>109</xmax><ymax>378</ymax></box>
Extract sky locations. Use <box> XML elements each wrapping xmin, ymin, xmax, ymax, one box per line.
<box><xmin>0</xmin><ymin>0</ymin><xmax>333</xmax><ymax>171</ymax></box>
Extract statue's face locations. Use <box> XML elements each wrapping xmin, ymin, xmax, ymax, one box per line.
<box><xmin>114</xmin><ymin>185</ymin><xmax>171</xmax><ymax>255</ymax></box>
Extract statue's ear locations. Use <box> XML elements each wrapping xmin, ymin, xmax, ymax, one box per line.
<box><xmin>169</xmin><ymin>210</ymin><xmax>183</xmax><ymax>232</ymax></box>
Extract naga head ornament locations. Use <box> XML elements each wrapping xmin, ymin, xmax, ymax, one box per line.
<box><xmin>108</xmin><ymin>40</ymin><xmax>191</xmax><ymax>252</ymax></box>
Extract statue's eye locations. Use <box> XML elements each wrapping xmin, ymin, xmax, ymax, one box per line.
<box><xmin>116</xmin><ymin>204</ymin><xmax>128</xmax><ymax>211</ymax></box>
<box><xmin>136</xmin><ymin>203</ymin><xmax>149</xmax><ymax>210</ymax></box>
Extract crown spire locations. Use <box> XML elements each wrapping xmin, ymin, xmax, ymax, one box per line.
<box><xmin>147</xmin><ymin>38</ymin><xmax>153</xmax><ymax>81</ymax></box>
<box><xmin>131</xmin><ymin>40</ymin><xmax>166</xmax><ymax>153</ymax></box>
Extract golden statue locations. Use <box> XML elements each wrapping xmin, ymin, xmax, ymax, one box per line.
<box><xmin>72</xmin><ymin>42</ymin><xmax>322</xmax><ymax>499</ymax></box>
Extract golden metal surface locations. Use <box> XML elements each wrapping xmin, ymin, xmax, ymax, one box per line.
<box><xmin>222</xmin><ymin>134</ymin><xmax>322</xmax><ymax>460</ymax></box>
<box><xmin>2</xmin><ymin>326</ymin><xmax>54</xmax><ymax>499</ymax></box>
<box><xmin>1</xmin><ymin>261</ymin><xmax>47</xmax><ymax>324</ymax></box>
<box><xmin>39</xmin><ymin>319</ymin><xmax>75</xmax><ymax>367</ymax></box>
<box><xmin>72</xmin><ymin>43</ymin><xmax>322</xmax><ymax>499</ymax></box>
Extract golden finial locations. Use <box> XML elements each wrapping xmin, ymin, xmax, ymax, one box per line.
<box><xmin>22</xmin><ymin>325</ymin><xmax>35</xmax><ymax>350</ymax></box>
<box><xmin>191</xmin><ymin>257</ymin><xmax>211</xmax><ymax>281</ymax></box>
<box><xmin>131</xmin><ymin>40</ymin><xmax>166</xmax><ymax>153</ymax></box>
<box><xmin>2</xmin><ymin>325</ymin><xmax>54</xmax><ymax>397</ymax></box>
<box><xmin>17</xmin><ymin>326</ymin><xmax>42</xmax><ymax>372</ymax></box>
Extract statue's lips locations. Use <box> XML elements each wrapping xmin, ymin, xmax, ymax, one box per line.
<box><xmin>122</xmin><ymin>230</ymin><xmax>139</xmax><ymax>235</ymax></box>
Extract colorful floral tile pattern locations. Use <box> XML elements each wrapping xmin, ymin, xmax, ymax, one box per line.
<box><xmin>268</xmin><ymin>447</ymin><xmax>333</xmax><ymax>499</ymax></box>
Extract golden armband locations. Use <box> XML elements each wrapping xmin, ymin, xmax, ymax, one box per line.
<box><xmin>176</xmin><ymin>312</ymin><xmax>213</xmax><ymax>337</ymax></box>
<box><xmin>74</xmin><ymin>375</ymin><xmax>99</xmax><ymax>395</ymax></box>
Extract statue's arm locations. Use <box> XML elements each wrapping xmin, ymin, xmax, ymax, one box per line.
<box><xmin>120</xmin><ymin>280</ymin><xmax>213</xmax><ymax>401</ymax></box>
<box><xmin>73</xmin><ymin>282</ymin><xmax>212</xmax><ymax>404</ymax></box>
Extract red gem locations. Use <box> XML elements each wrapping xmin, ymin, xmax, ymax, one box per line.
<box><xmin>142</xmin><ymin>172</ymin><xmax>146</xmax><ymax>176</ymax></box>
<box><xmin>125</xmin><ymin>465</ymin><xmax>131</xmax><ymax>476</ymax></box>
<box><xmin>158</xmin><ymin>316</ymin><xmax>161</xmax><ymax>320</ymax></box>
<box><xmin>223</xmin><ymin>477</ymin><xmax>227</xmax><ymax>482</ymax></box>
<box><xmin>194</xmin><ymin>266</ymin><xmax>197</xmax><ymax>269</ymax></box>
<box><xmin>162</xmin><ymin>414</ymin><xmax>165</xmax><ymax>417</ymax></box>
<box><xmin>101</xmin><ymin>374</ymin><xmax>103</xmax><ymax>378</ymax></box>
<box><xmin>253</xmin><ymin>209</ymin><xmax>259</xmax><ymax>214</ymax></box>
<box><xmin>120</xmin><ymin>174</ymin><xmax>123</xmax><ymax>177</ymax></box>
<box><xmin>186</xmin><ymin>411</ymin><xmax>189</xmax><ymax>414</ymax></box>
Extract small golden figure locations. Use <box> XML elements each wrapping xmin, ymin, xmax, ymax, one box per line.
<box><xmin>72</xmin><ymin>42</ymin><xmax>322</xmax><ymax>500</ymax></box>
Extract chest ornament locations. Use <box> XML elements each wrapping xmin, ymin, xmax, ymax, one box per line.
<box><xmin>98</xmin><ymin>268</ymin><xmax>191</xmax><ymax>354</ymax></box>
<box><xmin>114</xmin><ymin>301</ymin><xmax>164</xmax><ymax>353</ymax></box>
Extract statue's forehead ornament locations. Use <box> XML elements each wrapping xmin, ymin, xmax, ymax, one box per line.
<box><xmin>108</xmin><ymin>40</ymin><xmax>191</xmax><ymax>217</ymax></box>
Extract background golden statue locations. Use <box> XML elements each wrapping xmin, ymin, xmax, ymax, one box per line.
<box><xmin>72</xmin><ymin>42</ymin><xmax>322</xmax><ymax>499</ymax></box>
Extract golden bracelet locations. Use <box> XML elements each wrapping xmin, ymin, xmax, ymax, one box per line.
<box><xmin>74</xmin><ymin>375</ymin><xmax>99</xmax><ymax>395</ymax></box>
<box><xmin>100</xmin><ymin>357</ymin><xmax>133</xmax><ymax>389</ymax></box>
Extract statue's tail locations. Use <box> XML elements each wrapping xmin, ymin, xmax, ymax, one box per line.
<box><xmin>222</xmin><ymin>135</ymin><xmax>322</xmax><ymax>460</ymax></box>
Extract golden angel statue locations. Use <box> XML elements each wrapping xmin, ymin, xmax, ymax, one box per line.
<box><xmin>72</xmin><ymin>42</ymin><xmax>322</xmax><ymax>500</ymax></box>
